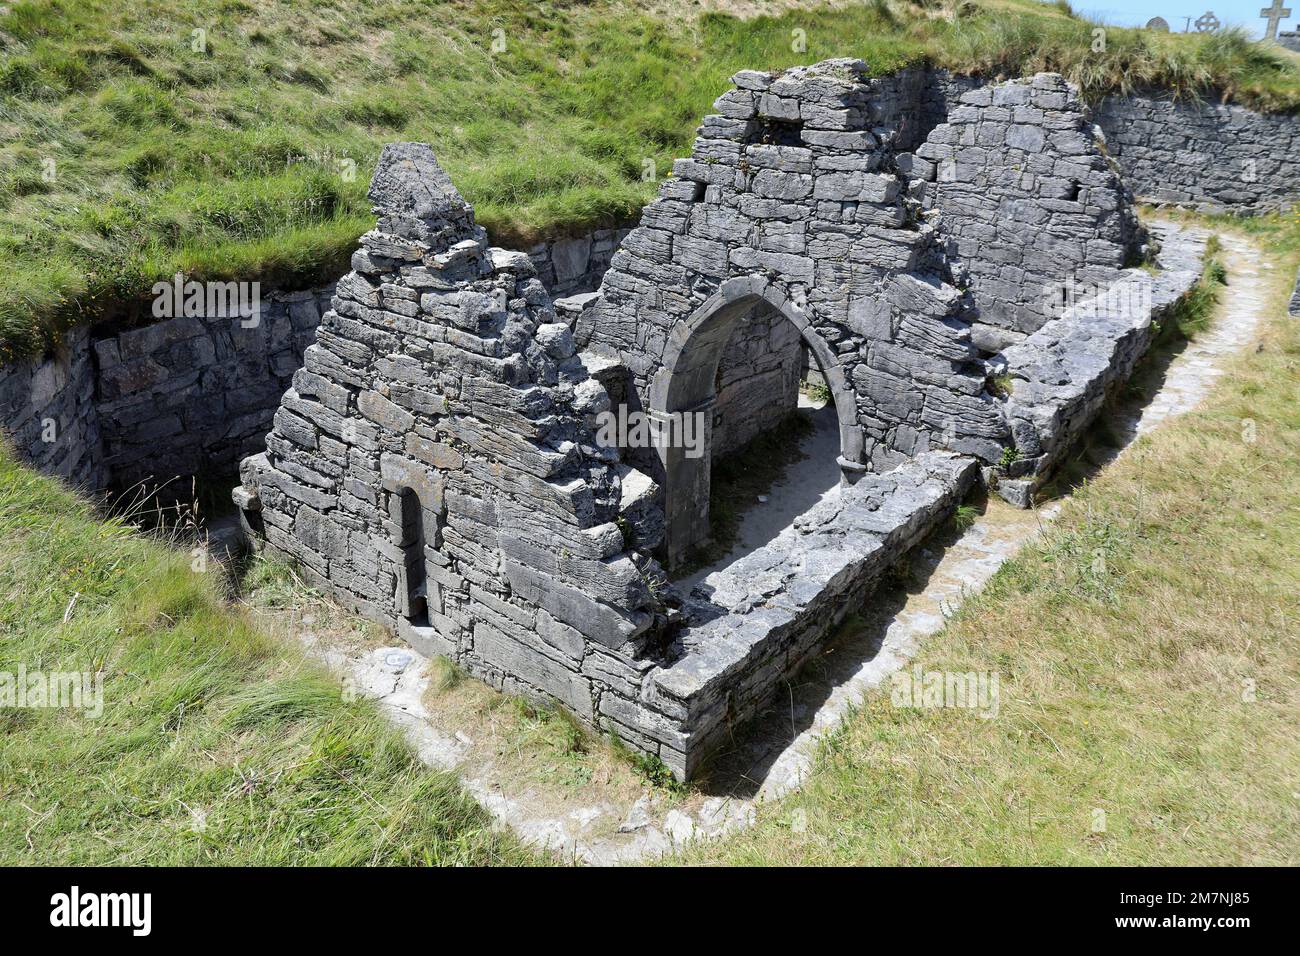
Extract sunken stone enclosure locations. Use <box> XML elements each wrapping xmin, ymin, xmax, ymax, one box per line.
<box><xmin>225</xmin><ymin>61</ymin><xmax>1214</xmax><ymax>778</ymax></box>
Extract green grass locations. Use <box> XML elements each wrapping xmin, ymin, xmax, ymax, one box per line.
<box><xmin>1</xmin><ymin>0</ymin><xmax>1298</xmax><ymax>360</ymax></box>
<box><xmin>682</xmin><ymin>213</ymin><xmax>1300</xmax><ymax>865</ymax></box>
<box><xmin>1152</xmin><ymin>239</ymin><xmax>1227</xmax><ymax>347</ymax></box>
<box><xmin>0</xmin><ymin>444</ymin><xmax>536</xmax><ymax>865</ymax></box>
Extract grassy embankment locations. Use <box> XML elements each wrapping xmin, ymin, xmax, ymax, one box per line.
<box><xmin>683</xmin><ymin>212</ymin><xmax>1300</xmax><ymax>865</ymax></box>
<box><xmin>0</xmin><ymin>452</ymin><xmax>535</xmax><ymax>864</ymax></box>
<box><xmin>2</xmin><ymin>0</ymin><xmax>1298</xmax><ymax>359</ymax></box>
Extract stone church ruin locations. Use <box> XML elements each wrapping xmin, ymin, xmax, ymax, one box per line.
<box><xmin>231</xmin><ymin>60</ymin><xmax>1207</xmax><ymax>779</ymax></box>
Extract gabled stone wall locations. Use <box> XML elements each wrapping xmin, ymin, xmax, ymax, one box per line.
<box><xmin>588</xmin><ymin>59</ymin><xmax>1005</xmax><ymax>470</ymax></box>
<box><xmin>236</xmin><ymin>144</ymin><xmax>666</xmax><ymax>743</ymax></box>
<box><xmin>912</xmin><ymin>74</ymin><xmax>1146</xmax><ymax>352</ymax></box>
<box><xmin>578</xmin><ymin>59</ymin><xmax>1010</xmax><ymax>564</ymax></box>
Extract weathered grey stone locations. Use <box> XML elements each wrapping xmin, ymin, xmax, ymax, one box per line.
<box><xmin>206</xmin><ymin>62</ymin><xmax>1281</xmax><ymax>781</ymax></box>
<box><xmin>994</xmin><ymin>223</ymin><xmax>1207</xmax><ymax>506</ymax></box>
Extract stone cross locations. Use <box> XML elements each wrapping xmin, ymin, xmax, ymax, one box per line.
<box><xmin>1261</xmin><ymin>0</ymin><xmax>1293</xmax><ymax>39</ymax></box>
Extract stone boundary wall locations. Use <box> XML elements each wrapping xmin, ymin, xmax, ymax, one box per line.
<box><xmin>915</xmin><ymin>71</ymin><xmax>1299</xmax><ymax>215</ymax></box>
<box><xmin>527</xmin><ymin>226</ymin><xmax>634</xmax><ymax>297</ymax></box>
<box><xmin>0</xmin><ymin>325</ymin><xmax>103</xmax><ymax>489</ymax></box>
<box><xmin>1092</xmin><ymin>94</ymin><xmax>1300</xmax><ymax>213</ymax></box>
<box><xmin>94</xmin><ymin>288</ymin><xmax>332</xmax><ymax>492</ymax></box>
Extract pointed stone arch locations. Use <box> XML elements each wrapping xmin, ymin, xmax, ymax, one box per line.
<box><xmin>647</xmin><ymin>274</ymin><xmax>864</xmax><ymax>567</ymax></box>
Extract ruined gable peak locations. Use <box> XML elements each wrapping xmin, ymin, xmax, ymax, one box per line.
<box><xmin>367</xmin><ymin>142</ymin><xmax>478</xmax><ymax>251</ymax></box>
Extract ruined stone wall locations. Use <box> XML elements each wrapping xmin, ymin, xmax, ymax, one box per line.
<box><xmin>995</xmin><ymin>222</ymin><xmax>1206</xmax><ymax>505</ymax></box>
<box><xmin>662</xmin><ymin>451</ymin><xmax>979</xmax><ymax>777</ymax></box>
<box><xmin>527</xmin><ymin>226</ymin><xmax>634</xmax><ymax>297</ymax></box>
<box><xmin>0</xmin><ymin>326</ymin><xmax>103</xmax><ymax>489</ymax></box>
<box><xmin>2</xmin><ymin>224</ymin><xmax>624</xmax><ymax>495</ymax></box>
<box><xmin>586</xmin><ymin>58</ymin><xmax>1007</xmax><ymax>482</ymax></box>
<box><xmin>913</xmin><ymin>74</ymin><xmax>1146</xmax><ymax>351</ymax></box>
<box><xmin>712</xmin><ymin>302</ymin><xmax>803</xmax><ymax>458</ymax></box>
<box><xmin>237</xmin><ymin>144</ymin><xmax>675</xmax><ymax>763</ymax></box>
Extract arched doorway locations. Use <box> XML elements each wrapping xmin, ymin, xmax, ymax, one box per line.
<box><xmin>647</xmin><ymin>276</ymin><xmax>864</xmax><ymax>569</ymax></box>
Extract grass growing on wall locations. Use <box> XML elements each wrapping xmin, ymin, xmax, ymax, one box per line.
<box><xmin>0</xmin><ymin>443</ymin><xmax>536</xmax><ymax>865</ymax></box>
<box><xmin>1</xmin><ymin>0</ymin><xmax>1298</xmax><ymax>361</ymax></box>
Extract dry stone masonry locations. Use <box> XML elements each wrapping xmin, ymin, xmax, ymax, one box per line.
<box><xmin>1091</xmin><ymin>92</ymin><xmax>1300</xmax><ymax>214</ymax></box>
<box><xmin>912</xmin><ymin>75</ymin><xmax>1147</xmax><ymax>352</ymax></box>
<box><xmin>579</xmin><ymin>60</ymin><xmax>1008</xmax><ymax>566</ymax></box>
<box><xmin>0</xmin><ymin>326</ymin><xmax>103</xmax><ymax>489</ymax></box>
<box><xmin>230</xmin><ymin>62</ymin><xmax>1210</xmax><ymax>778</ymax></box>
<box><xmin>95</xmin><ymin>288</ymin><xmax>332</xmax><ymax>493</ymax></box>
<box><xmin>235</xmin><ymin>143</ymin><xmax>664</xmax><ymax>742</ymax></box>
<box><xmin>3</xmin><ymin>64</ymin><xmax>1292</xmax><ymax>503</ymax></box>
<box><xmin>528</xmin><ymin>227</ymin><xmax>635</xmax><ymax>297</ymax></box>
<box><xmin>0</xmin><ymin>230</ymin><xmax>622</xmax><ymax>500</ymax></box>
<box><xmin>995</xmin><ymin>222</ymin><xmax>1207</xmax><ymax>506</ymax></box>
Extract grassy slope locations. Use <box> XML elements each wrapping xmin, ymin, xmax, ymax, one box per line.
<box><xmin>0</xmin><ymin>451</ymin><xmax>535</xmax><ymax>865</ymax></box>
<box><xmin>2</xmin><ymin>0</ymin><xmax>1298</xmax><ymax>359</ymax></box>
<box><xmin>683</xmin><ymin>215</ymin><xmax>1300</xmax><ymax>865</ymax></box>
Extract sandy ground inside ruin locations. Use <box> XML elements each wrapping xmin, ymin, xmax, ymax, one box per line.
<box><xmin>244</xmin><ymin>227</ymin><xmax>1274</xmax><ymax>864</ymax></box>
<box><xmin>678</xmin><ymin>393</ymin><xmax>844</xmax><ymax>593</ymax></box>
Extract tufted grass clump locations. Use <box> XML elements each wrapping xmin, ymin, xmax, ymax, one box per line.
<box><xmin>926</xmin><ymin>11</ymin><xmax>1300</xmax><ymax>109</ymax></box>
